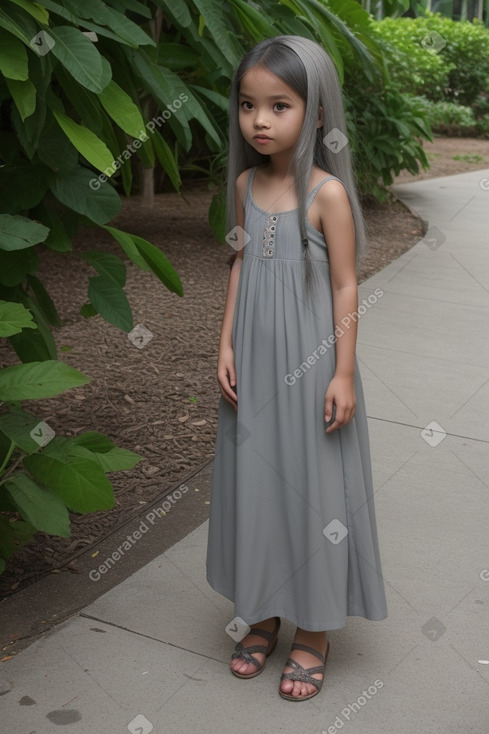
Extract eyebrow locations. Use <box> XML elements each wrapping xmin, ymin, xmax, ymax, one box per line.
<box><xmin>238</xmin><ymin>93</ymin><xmax>294</xmax><ymax>101</ymax></box>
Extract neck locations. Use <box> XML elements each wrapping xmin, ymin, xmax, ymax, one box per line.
<box><xmin>267</xmin><ymin>151</ymin><xmax>295</xmax><ymax>179</ymax></box>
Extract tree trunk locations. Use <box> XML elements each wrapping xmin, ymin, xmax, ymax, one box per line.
<box><xmin>139</xmin><ymin>165</ymin><xmax>154</xmax><ymax>208</ymax></box>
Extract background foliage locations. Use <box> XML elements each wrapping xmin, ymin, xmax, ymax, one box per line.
<box><xmin>0</xmin><ymin>0</ymin><xmax>452</xmax><ymax>571</ymax></box>
<box><xmin>372</xmin><ymin>14</ymin><xmax>489</xmax><ymax>137</ymax></box>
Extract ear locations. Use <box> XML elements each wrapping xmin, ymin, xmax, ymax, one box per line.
<box><xmin>317</xmin><ymin>105</ymin><xmax>323</xmax><ymax>129</ymax></box>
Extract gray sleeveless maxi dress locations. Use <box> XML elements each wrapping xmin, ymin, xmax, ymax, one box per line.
<box><xmin>206</xmin><ymin>167</ymin><xmax>387</xmax><ymax>631</ymax></box>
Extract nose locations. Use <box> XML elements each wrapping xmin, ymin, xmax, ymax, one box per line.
<box><xmin>253</xmin><ymin>108</ymin><xmax>270</xmax><ymax>129</ymax></box>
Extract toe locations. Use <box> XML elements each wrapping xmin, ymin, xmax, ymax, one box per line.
<box><xmin>292</xmin><ymin>681</ymin><xmax>302</xmax><ymax>698</ymax></box>
<box><xmin>280</xmin><ymin>679</ymin><xmax>293</xmax><ymax>694</ymax></box>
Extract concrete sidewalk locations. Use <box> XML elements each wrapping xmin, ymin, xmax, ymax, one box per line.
<box><xmin>2</xmin><ymin>169</ymin><xmax>489</xmax><ymax>734</ymax></box>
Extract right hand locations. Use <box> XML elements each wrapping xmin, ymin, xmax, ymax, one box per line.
<box><xmin>217</xmin><ymin>345</ymin><xmax>238</xmax><ymax>411</ymax></box>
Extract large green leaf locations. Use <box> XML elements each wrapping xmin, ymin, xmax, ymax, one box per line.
<box><xmin>70</xmin><ymin>431</ymin><xmax>142</xmax><ymax>469</ymax></box>
<box><xmin>120</xmin><ymin>0</ymin><xmax>152</xmax><ymax>18</ymax></box>
<box><xmin>36</xmin><ymin>0</ymin><xmax>92</xmax><ymax>23</ymax></box>
<box><xmin>7</xmin><ymin>0</ymin><xmax>49</xmax><ymax>24</ymax></box>
<box><xmin>93</xmin><ymin>445</ymin><xmax>142</xmax><ymax>472</ymax></box>
<box><xmin>61</xmin><ymin>0</ymin><xmax>155</xmax><ymax>47</ymax></box>
<box><xmin>72</xmin><ymin>431</ymin><xmax>114</xmax><ymax>453</ymax></box>
<box><xmin>82</xmin><ymin>251</ymin><xmax>126</xmax><ymax>287</ymax></box>
<box><xmin>228</xmin><ymin>0</ymin><xmax>277</xmax><ymax>38</ymax></box>
<box><xmin>131</xmin><ymin>234</ymin><xmax>183</xmax><ymax>296</ymax></box>
<box><xmin>6</xmin><ymin>78</ymin><xmax>36</xmax><ymax>121</ymax></box>
<box><xmin>0</xmin><ymin>300</ymin><xmax>36</xmax><ymax>337</ymax></box>
<box><xmin>103</xmin><ymin>225</ymin><xmax>182</xmax><ymax>296</ymax></box>
<box><xmin>52</xmin><ymin>110</ymin><xmax>114</xmax><ymax>173</ymax></box>
<box><xmin>0</xmin><ymin>162</ymin><xmax>50</xmax><ymax>214</ymax></box>
<box><xmin>157</xmin><ymin>42</ymin><xmax>199</xmax><ymax>71</ymax></box>
<box><xmin>22</xmin><ymin>55</ymin><xmax>53</xmax><ymax>158</ymax></box>
<box><xmin>5</xmin><ymin>474</ymin><xmax>70</xmax><ymax>537</ymax></box>
<box><xmin>26</xmin><ymin>274</ymin><xmax>62</xmax><ymax>326</ymax></box>
<box><xmin>12</xmin><ymin>96</ymin><xmax>47</xmax><ymax>159</ymax></box>
<box><xmin>68</xmin><ymin>444</ymin><xmax>142</xmax><ymax>472</ymax></box>
<box><xmin>8</xmin><ymin>294</ymin><xmax>57</xmax><ymax>362</ymax></box>
<box><xmin>54</xmin><ymin>65</ymin><xmax>105</xmax><ymax>136</ymax></box>
<box><xmin>97</xmin><ymin>80</ymin><xmax>146</xmax><ymax>137</ymax></box>
<box><xmin>130</xmin><ymin>50</ymin><xmax>192</xmax><ymax>150</ymax></box>
<box><xmin>174</xmin><ymin>14</ymin><xmax>233</xmax><ymax>75</ymax></box>
<box><xmin>104</xmin><ymin>225</ymin><xmax>151</xmax><ymax>272</ymax></box>
<box><xmin>0</xmin><ymin>516</ymin><xmax>36</xmax><ymax>560</ymax></box>
<box><xmin>208</xmin><ymin>189</ymin><xmax>227</xmax><ymax>244</ymax></box>
<box><xmin>49</xmin><ymin>166</ymin><xmax>122</xmax><ymax>225</ymax></box>
<box><xmin>188</xmin><ymin>84</ymin><xmax>228</xmax><ymax>113</ymax></box>
<box><xmin>101</xmin><ymin>5</ymin><xmax>155</xmax><ymax>47</ymax></box>
<box><xmin>0</xmin><ymin>6</ymin><xmax>37</xmax><ymax>44</ymax></box>
<box><xmin>0</xmin><ymin>26</ymin><xmax>28</xmax><ymax>80</ymax></box>
<box><xmin>192</xmin><ymin>0</ymin><xmax>242</xmax><ymax>66</ymax></box>
<box><xmin>23</xmin><ymin>454</ymin><xmax>115</xmax><ymax>513</ymax></box>
<box><xmin>41</xmin><ymin>433</ymin><xmax>140</xmax><ymax>472</ymax></box>
<box><xmin>151</xmin><ymin>129</ymin><xmax>181</xmax><ymax>191</ymax></box>
<box><xmin>0</xmin><ymin>360</ymin><xmax>89</xmax><ymax>401</ymax></box>
<box><xmin>36</xmin><ymin>112</ymin><xmax>78</xmax><ymax>173</ymax></box>
<box><xmin>87</xmin><ymin>273</ymin><xmax>133</xmax><ymax>331</ymax></box>
<box><xmin>34</xmin><ymin>206</ymin><xmax>73</xmax><ymax>252</ymax></box>
<box><xmin>302</xmin><ymin>0</ymin><xmax>378</xmax><ymax>82</ymax></box>
<box><xmin>154</xmin><ymin>0</ymin><xmax>192</xmax><ymax>27</ymax></box>
<box><xmin>0</xmin><ymin>406</ymin><xmax>53</xmax><ymax>454</ymax></box>
<box><xmin>49</xmin><ymin>26</ymin><xmax>112</xmax><ymax>94</ymax></box>
<box><xmin>0</xmin><ymin>214</ymin><xmax>49</xmax><ymax>251</ymax></box>
<box><xmin>0</xmin><ymin>249</ymin><xmax>38</xmax><ymax>287</ymax></box>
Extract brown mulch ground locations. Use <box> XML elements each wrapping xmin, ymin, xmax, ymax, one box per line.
<box><xmin>1</xmin><ymin>136</ymin><xmax>489</xmax><ymax>598</ymax></box>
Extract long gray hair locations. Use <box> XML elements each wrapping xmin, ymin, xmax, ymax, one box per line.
<box><xmin>227</xmin><ymin>35</ymin><xmax>366</xmax><ymax>301</ymax></box>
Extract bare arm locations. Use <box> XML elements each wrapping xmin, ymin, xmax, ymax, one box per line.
<box><xmin>317</xmin><ymin>180</ymin><xmax>359</xmax><ymax>433</ymax></box>
<box><xmin>216</xmin><ymin>172</ymin><xmax>248</xmax><ymax>410</ymax></box>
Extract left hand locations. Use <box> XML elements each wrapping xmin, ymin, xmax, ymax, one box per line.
<box><xmin>324</xmin><ymin>375</ymin><xmax>356</xmax><ymax>433</ymax></box>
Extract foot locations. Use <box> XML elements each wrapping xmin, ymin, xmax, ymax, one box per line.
<box><xmin>230</xmin><ymin>617</ymin><xmax>278</xmax><ymax>677</ymax></box>
<box><xmin>279</xmin><ymin>629</ymin><xmax>328</xmax><ymax>699</ymax></box>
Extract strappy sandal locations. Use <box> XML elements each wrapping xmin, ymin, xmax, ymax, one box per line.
<box><xmin>230</xmin><ymin>617</ymin><xmax>281</xmax><ymax>679</ymax></box>
<box><xmin>279</xmin><ymin>640</ymin><xmax>330</xmax><ymax>701</ymax></box>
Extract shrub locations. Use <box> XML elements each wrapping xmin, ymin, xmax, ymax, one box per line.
<box><xmin>424</xmin><ymin>101</ymin><xmax>478</xmax><ymax>136</ymax></box>
<box><xmin>345</xmin><ymin>84</ymin><xmax>432</xmax><ymax>199</ymax></box>
<box><xmin>372</xmin><ymin>14</ymin><xmax>489</xmax><ymax>107</ymax></box>
<box><xmin>371</xmin><ymin>16</ymin><xmax>452</xmax><ymax>102</ymax></box>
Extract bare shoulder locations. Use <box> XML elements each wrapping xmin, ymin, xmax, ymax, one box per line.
<box><xmin>235</xmin><ymin>167</ymin><xmax>254</xmax><ymax>202</ymax></box>
<box><xmin>307</xmin><ymin>170</ymin><xmax>352</xmax><ymax>237</ymax></box>
<box><xmin>312</xmin><ymin>169</ymin><xmax>349</xmax><ymax>206</ymax></box>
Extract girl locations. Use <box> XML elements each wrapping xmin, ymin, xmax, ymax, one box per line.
<box><xmin>206</xmin><ymin>35</ymin><xmax>387</xmax><ymax>702</ymax></box>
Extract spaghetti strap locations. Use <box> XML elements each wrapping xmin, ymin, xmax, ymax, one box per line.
<box><xmin>245</xmin><ymin>166</ymin><xmax>258</xmax><ymax>201</ymax></box>
<box><xmin>306</xmin><ymin>175</ymin><xmax>343</xmax><ymax>209</ymax></box>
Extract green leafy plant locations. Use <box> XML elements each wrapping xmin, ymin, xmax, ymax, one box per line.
<box><xmin>372</xmin><ymin>14</ymin><xmax>489</xmax><ymax>137</ymax></box>
<box><xmin>0</xmin><ymin>0</ymin><xmax>189</xmax><ymax>574</ymax></box>
<box><xmin>345</xmin><ymin>86</ymin><xmax>432</xmax><ymax>200</ymax></box>
<box><xmin>0</xmin><ymin>0</ymin><xmax>436</xmax><ymax>573</ymax></box>
<box><xmin>371</xmin><ymin>15</ymin><xmax>453</xmax><ymax>102</ymax></box>
<box><xmin>452</xmin><ymin>154</ymin><xmax>484</xmax><ymax>163</ymax></box>
<box><xmin>424</xmin><ymin>101</ymin><xmax>477</xmax><ymax>136</ymax></box>
<box><xmin>0</xmin><ymin>354</ymin><xmax>142</xmax><ymax>574</ymax></box>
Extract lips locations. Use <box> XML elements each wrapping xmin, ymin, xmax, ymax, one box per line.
<box><xmin>254</xmin><ymin>135</ymin><xmax>271</xmax><ymax>141</ymax></box>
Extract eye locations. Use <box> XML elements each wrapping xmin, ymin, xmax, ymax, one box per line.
<box><xmin>240</xmin><ymin>101</ymin><xmax>253</xmax><ymax>110</ymax></box>
<box><xmin>274</xmin><ymin>102</ymin><xmax>289</xmax><ymax>111</ymax></box>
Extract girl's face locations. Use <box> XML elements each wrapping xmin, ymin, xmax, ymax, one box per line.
<box><xmin>238</xmin><ymin>65</ymin><xmax>306</xmax><ymax>160</ymax></box>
